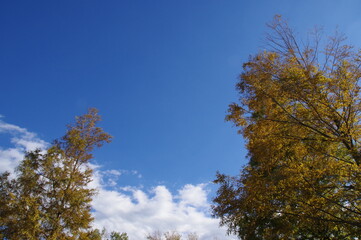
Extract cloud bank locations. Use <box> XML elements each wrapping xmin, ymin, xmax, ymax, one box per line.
<box><xmin>0</xmin><ymin>118</ymin><xmax>235</xmax><ymax>240</ymax></box>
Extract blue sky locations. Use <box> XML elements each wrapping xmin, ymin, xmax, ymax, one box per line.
<box><xmin>2</xmin><ymin>1</ymin><xmax>361</xmax><ymax>239</ymax></box>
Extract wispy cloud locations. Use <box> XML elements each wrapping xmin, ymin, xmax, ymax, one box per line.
<box><xmin>0</xmin><ymin>118</ymin><xmax>235</xmax><ymax>240</ymax></box>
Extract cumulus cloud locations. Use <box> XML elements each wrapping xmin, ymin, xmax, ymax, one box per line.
<box><xmin>91</xmin><ymin>171</ymin><xmax>235</xmax><ymax>240</ymax></box>
<box><xmin>0</xmin><ymin>118</ymin><xmax>236</xmax><ymax>240</ymax></box>
<box><xmin>178</xmin><ymin>184</ymin><xmax>208</xmax><ymax>208</ymax></box>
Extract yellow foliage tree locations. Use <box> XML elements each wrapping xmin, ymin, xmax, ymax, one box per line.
<box><xmin>213</xmin><ymin>16</ymin><xmax>361</xmax><ymax>239</ymax></box>
<box><xmin>0</xmin><ymin>108</ymin><xmax>111</xmax><ymax>239</ymax></box>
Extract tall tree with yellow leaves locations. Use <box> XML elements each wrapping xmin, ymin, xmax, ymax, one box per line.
<box><xmin>213</xmin><ymin>16</ymin><xmax>361</xmax><ymax>239</ymax></box>
<box><xmin>0</xmin><ymin>108</ymin><xmax>111</xmax><ymax>239</ymax></box>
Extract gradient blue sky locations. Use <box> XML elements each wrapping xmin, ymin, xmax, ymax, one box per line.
<box><xmin>2</xmin><ymin>0</ymin><xmax>361</xmax><ymax>193</ymax></box>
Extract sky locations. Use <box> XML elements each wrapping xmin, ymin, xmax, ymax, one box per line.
<box><xmin>1</xmin><ymin>0</ymin><xmax>361</xmax><ymax>239</ymax></box>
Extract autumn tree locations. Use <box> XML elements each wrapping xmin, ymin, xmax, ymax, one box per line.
<box><xmin>213</xmin><ymin>16</ymin><xmax>361</xmax><ymax>239</ymax></box>
<box><xmin>0</xmin><ymin>108</ymin><xmax>112</xmax><ymax>239</ymax></box>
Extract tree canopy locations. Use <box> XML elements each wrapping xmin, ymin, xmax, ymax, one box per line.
<box><xmin>0</xmin><ymin>108</ymin><xmax>112</xmax><ymax>239</ymax></box>
<box><xmin>213</xmin><ymin>16</ymin><xmax>361</xmax><ymax>239</ymax></box>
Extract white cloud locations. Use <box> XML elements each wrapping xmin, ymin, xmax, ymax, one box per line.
<box><xmin>104</xmin><ymin>169</ymin><xmax>123</xmax><ymax>176</ymax></box>
<box><xmin>0</xmin><ymin>147</ymin><xmax>25</xmax><ymax>174</ymax></box>
<box><xmin>0</xmin><ymin>118</ymin><xmax>236</xmax><ymax>240</ymax></box>
<box><xmin>91</xmin><ymin>172</ymin><xmax>236</xmax><ymax>240</ymax></box>
<box><xmin>0</xmin><ymin>119</ymin><xmax>48</xmax><ymax>174</ymax></box>
<box><xmin>178</xmin><ymin>184</ymin><xmax>208</xmax><ymax>208</ymax></box>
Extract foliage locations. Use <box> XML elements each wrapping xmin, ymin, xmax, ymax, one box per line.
<box><xmin>164</xmin><ymin>231</ymin><xmax>181</xmax><ymax>240</ymax></box>
<box><xmin>186</xmin><ymin>232</ymin><xmax>199</xmax><ymax>240</ymax></box>
<box><xmin>213</xmin><ymin>16</ymin><xmax>361</xmax><ymax>239</ymax></box>
<box><xmin>146</xmin><ymin>231</ymin><xmax>199</xmax><ymax>240</ymax></box>
<box><xmin>110</xmin><ymin>231</ymin><xmax>129</xmax><ymax>240</ymax></box>
<box><xmin>146</xmin><ymin>230</ymin><xmax>163</xmax><ymax>240</ymax></box>
<box><xmin>0</xmin><ymin>108</ymin><xmax>112</xmax><ymax>239</ymax></box>
<box><xmin>89</xmin><ymin>228</ymin><xmax>128</xmax><ymax>240</ymax></box>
